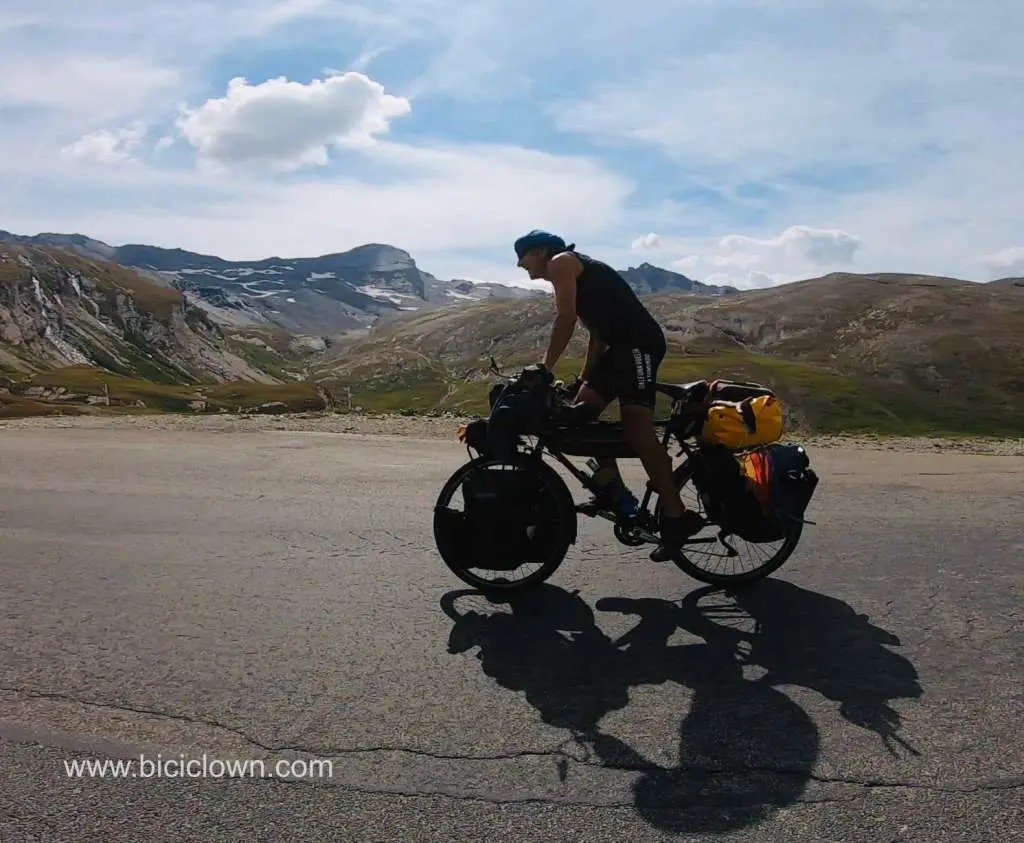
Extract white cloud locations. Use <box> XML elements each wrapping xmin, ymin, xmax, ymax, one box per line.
<box><xmin>2</xmin><ymin>0</ymin><xmax>1022</xmax><ymax>289</ymax></box>
<box><xmin>0</xmin><ymin>13</ymin><xmax>44</xmax><ymax>34</ymax></box>
<box><xmin>746</xmin><ymin>271</ymin><xmax>784</xmax><ymax>289</ymax></box>
<box><xmin>0</xmin><ymin>1</ymin><xmax>635</xmax><ymax>283</ymax></box>
<box><xmin>671</xmin><ymin>256</ymin><xmax>700</xmax><ymax>271</ymax></box>
<box><xmin>60</xmin><ymin>123</ymin><xmax>148</xmax><ymax>165</ymax></box>
<box><xmin>8</xmin><ymin>138</ymin><xmax>633</xmax><ymax>266</ymax></box>
<box><xmin>396</xmin><ymin>0</ymin><xmax>726</xmax><ymax>102</ymax></box>
<box><xmin>0</xmin><ymin>1</ymin><xmax>379</xmax><ymax>59</ymax></box>
<box><xmin>698</xmin><ymin>270</ymin><xmax>782</xmax><ymax>291</ymax></box>
<box><xmin>631</xmin><ymin>233</ymin><xmax>662</xmax><ymax>251</ymax></box>
<box><xmin>719</xmin><ymin>226</ymin><xmax>861</xmax><ymax>267</ymax></box>
<box><xmin>554</xmin><ymin>5</ymin><xmax>1022</xmax><ymax>178</ymax></box>
<box><xmin>175</xmin><ymin>72</ymin><xmax>411</xmax><ymax>170</ymax></box>
<box><xmin>618</xmin><ymin>225</ymin><xmax>863</xmax><ymax>290</ymax></box>
<box><xmin>554</xmin><ymin>1</ymin><xmax>1024</xmax><ymax>286</ymax></box>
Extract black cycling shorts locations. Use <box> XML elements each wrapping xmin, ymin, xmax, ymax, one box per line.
<box><xmin>585</xmin><ymin>342</ymin><xmax>665</xmax><ymax>409</ymax></box>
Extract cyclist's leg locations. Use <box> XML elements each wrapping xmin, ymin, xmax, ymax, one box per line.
<box><xmin>610</xmin><ymin>344</ymin><xmax>703</xmax><ymax>557</ymax></box>
<box><xmin>611</xmin><ymin>345</ymin><xmax>680</xmax><ymax>511</ymax></box>
<box><xmin>577</xmin><ymin>351</ymin><xmax>623</xmax><ymax>484</ymax></box>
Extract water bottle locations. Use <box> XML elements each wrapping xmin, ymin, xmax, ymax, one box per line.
<box><xmin>585</xmin><ymin>459</ymin><xmax>639</xmax><ymax>518</ymax></box>
<box><xmin>613</xmin><ymin>485</ymin><xmax>640</xmax><ymax>519</ymax></box>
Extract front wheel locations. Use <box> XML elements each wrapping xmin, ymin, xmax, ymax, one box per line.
<box><xmin>432</xmin><ymin>456</ymin><xmax>577</xmax><ymax>593</ymax></box>
<box><xmin>656</xmin><ymin>461</ymin><xmax>804</xmax><ymax>588</ymax></box>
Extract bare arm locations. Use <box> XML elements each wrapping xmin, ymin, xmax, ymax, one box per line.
<box><xmin>541</xmin><ymin>253</ymin><xmax>579</xmax><ymax>371</ymax></box>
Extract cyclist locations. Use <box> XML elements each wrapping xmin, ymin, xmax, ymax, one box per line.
<box><xmin>514</xmin><ymin>229</ymin><xmax>705</xmax><ymax>562</ymax></box>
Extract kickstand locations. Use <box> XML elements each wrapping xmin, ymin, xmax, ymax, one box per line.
<box><xmin>717</xmin><ymin>530</ymin><xmax>739</xmax><ymax>557</ymax></box>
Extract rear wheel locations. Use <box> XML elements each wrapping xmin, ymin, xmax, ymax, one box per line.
<box><xmin>433</xmin><ymin>456</ymin><xmax>576</xmax><ymax>593</ymax></box>
<box><xmin>656</xmin><ymin>461</ymin><xmax>803</xmax><ymax>587</ymax></box>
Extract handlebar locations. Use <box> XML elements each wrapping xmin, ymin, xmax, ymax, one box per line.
<box><xmin>488</xmin><ymin>356</ymin><xmax>512</xmax><ymax>378</ymax></box>
<box><xmin>486</xmin><ymin>355</ymin><xmax>572</xmax><ymax>397</ymax></box>
<box><xmin>488</xmin><ymin>356</ymin><xmax>551</xmax><ymax>384</ymax></box>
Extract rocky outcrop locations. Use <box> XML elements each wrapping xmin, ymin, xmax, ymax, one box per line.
<box><xmin>0</xmin><ymin>245</ymin><xmax>283</xmax><ymax>383</ymax></box>
<box><xmin>620</xmin><ymin>262</ymin><xmax>738</xmax><ymax>296</ymax></box>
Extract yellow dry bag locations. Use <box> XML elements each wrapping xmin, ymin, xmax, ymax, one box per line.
<box><xmin>701</xmin><ymin>394</ymin><xmax>784</xmax><ymax>450</ymax></box>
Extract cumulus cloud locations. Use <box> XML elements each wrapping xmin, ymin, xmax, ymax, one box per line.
<box><xmin>631</xmin><ymin>232</ymin><xmax>662</xmax><ymax>250</ymax></box>
<box><xmin>60</xmin><ymin>123</ymin><xmax>148</xmax><ymax>165</ymax></box>
<box><xmin>175</xmin><ymin>72</ymin><xmax>412</xmax><ymax>170</ymax></box>
<box><xmin>616</xmin><ymin>225</ymin><xmax>863</xmax><ymax>290</ymax></box>
<box><xmin>720</xmin><ymin>225</ymin><xmax>861</xmax><ymax>266</ymax></box>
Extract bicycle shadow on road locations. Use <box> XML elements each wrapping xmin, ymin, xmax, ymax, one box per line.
<box><xmin>439</xmin><ymin>578</ymin><xmax>922</xmax><ymax>836</ymax></box>
<box><xmin>671</xmin><ymin>581</ymin><xmax>924</xmax><ymax>757</ymax></box>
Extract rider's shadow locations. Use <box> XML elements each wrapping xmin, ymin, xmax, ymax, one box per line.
<box><xmin>442</xmin><ymin>586</ymin><xmax>630</xmax><ymax>733</ymax></box>
<box><xmin>673</xmin><ymin>581</ymin><xmax>924</xmax><ymax>755</ymax></box>
<box><xmin>440</xmin><ymin>579</ymin><xmax>922</xmax><ymax>835</ymax></box>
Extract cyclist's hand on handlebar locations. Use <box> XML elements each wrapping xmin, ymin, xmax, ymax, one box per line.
<box><xmin>552</xmin><ymin>376</ymin><xmax>584</xmax><ymax>405</ymax></box>
<box><xmin>521</xmin><ymin>363</ymin><xmax>554</xmax><ymax>385</ymax></box>
<box><xmin>560</xmin><ymin>376</ymin><xmax>584</xmax><ymax>400</ymax></box>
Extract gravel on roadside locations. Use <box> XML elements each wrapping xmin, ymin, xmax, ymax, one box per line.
<box><xmin>2</xmin><ymin>411</ymin><xmax>1022</xmax><ymax>457</ymax></box>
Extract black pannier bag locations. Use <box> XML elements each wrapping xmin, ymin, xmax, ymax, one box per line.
<box><xmin>457</xmin><ymin>464</ymin><xmax>552</xmax><ymax>570</ymax></box>
<box><xmin>689</xmin><ymin>444</ymin><xmax>781</xmax><ymax>541</ymax></box>
<box><xmin>689</xmin><ymin>442</ymin><xmax>819</xmax><ymax>543</ymax></box>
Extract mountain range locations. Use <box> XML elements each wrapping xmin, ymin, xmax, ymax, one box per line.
<box><xmin>2</xmin><ymin>227</ymin><xmax>1022</xmax><ymax>434</ymax></box>
<box><xmin>0</xmin><ymin>230</ymin><xmax>733</xmax><ymax>336</ymax></box>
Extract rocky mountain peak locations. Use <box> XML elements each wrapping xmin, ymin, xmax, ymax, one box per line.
<box><xmin>0</xmin><ymin>245</ymin><xmax>279</xmax><ymax>383</ymax></box>
<box><xmin>1</xmin><ymin>229</ymin><xmax>738</xmax><ymax>337</ymax></box>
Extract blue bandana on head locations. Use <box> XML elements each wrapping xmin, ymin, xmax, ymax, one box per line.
<box><xmin>514</xmin><ymin>230</ymin><xmax>567</xmax><ymax>259</ymax></box>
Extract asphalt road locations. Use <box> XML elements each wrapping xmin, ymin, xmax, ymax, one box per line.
<box><xmin>1</xmin><ymin>427</ymin><xmax>1021</xmax><ymax>842</ymax></box>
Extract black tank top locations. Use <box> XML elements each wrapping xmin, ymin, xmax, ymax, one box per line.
<box><xmin>570</xmin><ymin>251</ymin><xmax>665</xmax><ymax>348</ymax></box>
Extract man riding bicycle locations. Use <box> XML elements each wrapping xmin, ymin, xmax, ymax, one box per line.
<box><xmin>513</xmin><ymin>229</ymin><xmax>705</xmax><ymax>562</ymax></box>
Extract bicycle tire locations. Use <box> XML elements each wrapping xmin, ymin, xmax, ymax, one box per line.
<box><xmin>661</xmin><ymin>461</ymin><xmax>804</xmax><ymax>588</ymax></box>
<box><xmin>433</xmin><ymin>455</ymin><xmax>576</xmax><ymax>593</ymax></box>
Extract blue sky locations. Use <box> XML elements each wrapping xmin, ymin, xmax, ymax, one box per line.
<box><xmin>1</xmin><ymin>0</ymin><xmax>1022</xmax><ymax>288</ymax></box>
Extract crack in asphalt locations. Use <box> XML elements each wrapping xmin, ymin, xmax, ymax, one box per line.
<box><xmin>3</xmin><ymin>687</ymin><xmax>1022</xmax><ymax>805</ymax></box>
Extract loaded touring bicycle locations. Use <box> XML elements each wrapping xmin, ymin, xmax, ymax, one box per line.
<box><xmin>433</xmin><ymin>359</ymin><xmax>819</xmax><ymax>593</ymax></box>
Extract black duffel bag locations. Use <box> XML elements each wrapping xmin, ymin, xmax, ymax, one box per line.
<box><xmin>483</xmin><ymin>365</ymin><xmax>556</xmax><ymax>461</ymax></box>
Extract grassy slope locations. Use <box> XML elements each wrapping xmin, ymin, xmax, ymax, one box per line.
<box><xmin>0</xmin><ymin>393</ymin><xmax>86</xmax><ymax>419</ymax></box>
<box><xmin>328</xmin><ymin>351</ymin><xmax>924</xmax><ymax>433</ymax></box>
<box><xmin>6</xmin><ymin>365</ymin><xmax>324</xmax><ymax>414</ymax></box>
<box><xmin>317</xmin><ymin>274</ymin><xmax>1024</xmax><ymax>435</ymax></box>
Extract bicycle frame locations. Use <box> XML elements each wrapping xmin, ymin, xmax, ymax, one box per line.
<box><xmin>476</xmin><ymin>356</ymin><xmax>725</xmax><ymax>546</ymax></box>
<box><xmin>511</xmin><ymin>395</ymin><xmax>725</xmax><ymax>549</ymax></box>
